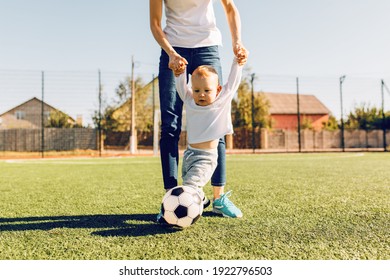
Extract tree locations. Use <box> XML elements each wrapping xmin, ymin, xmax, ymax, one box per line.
<box><xmin>322</xmin><ymin>115</ymin><xmax>338</xmax><ymax>131</ymax></box>
<box><xmin>300</xmin><ymin>117</ymin><xmax>313</xmax><ymax>130</ymax></box>
<box><xmin>345</xmin><ymin>103</ymin><xmax>384</xmax><ymax>130</ymax></box>
<box><xmin>232</xmin><ymin>71</ymin><xmax>271</xmax><ymax>129</ymax></box>
<box><xmin>47</xmin><ymin>110</ymin><xmax>75</xmax><ymax>128</ymax></box>
<box><xmin>93</xmin><ymin>76</ymin><xmax>154</xmax><ymax>133</ymax></box>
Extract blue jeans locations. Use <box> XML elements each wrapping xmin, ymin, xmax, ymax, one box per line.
<box><xmin>158</xmin><ymin>46</ymin><xmax>226</xmax><ymax>189</ymax></box>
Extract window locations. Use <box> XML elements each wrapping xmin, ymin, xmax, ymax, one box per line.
<box><xmin>15</xmin><ymin>111</ymin><xmax>25</xmax><ymax>120</ymax></box>
<box><xmin>44</xmin><ymin>111</ymin><xmax>50</xmax><ymax>120</ymax></box>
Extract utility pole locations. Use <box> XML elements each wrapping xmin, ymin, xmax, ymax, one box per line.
<box><xmin>98</xmin><ymin>69</ymin><xmax>102</xmax><ymax>157</ymax></box>
<box><xmin>339</xmin><ymin>75</ymin><xmax>346</xmax><ymax>152</ymax></box>
<box><xmin>41</xmin><ymin>71</ymin><xmax>45</xmax><ymax>158</ymax></box>
<box><xmin>152</xmin><ymin>74</ymin><xmax>155</xmax><ymax>126</ymax></box>
<box><xmin>251</xmin><ymin>73</ymin><xmax>256</xmax><ymax>153</ymax></box>
<box><xmin>130</xmin><ymin>56</ymin><xmax>137</xmax><ymax>154</ymax></box>
<box><xmin>296</xmin><ymin>77</ymin><xmax>301</xmax><ymax>152</ymax></box>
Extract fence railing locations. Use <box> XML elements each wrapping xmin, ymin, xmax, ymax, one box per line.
<box><xmin>261</xmin><ymin>129</ymin><xmax>389</xmax><ymax>151</ymax></box>
<box><xmin>0</xmin><ymin>127</ymin><xmax>388</xmax><ymax>157</ymax></box>
<box><xmin>0</xmin><ymin>128</ymin><xmax>97</xmax><ymax>152</ymax></box>
<box><xmin>1</xmin><ymin>69</ymin><xmax>389</xmax><ymax>156</ymax></box>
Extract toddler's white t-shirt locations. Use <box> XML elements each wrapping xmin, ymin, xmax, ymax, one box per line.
<box><xmin>175</xmin><ymin>60</ymin><xmax>243</xmax><ymax>144</ymax></box>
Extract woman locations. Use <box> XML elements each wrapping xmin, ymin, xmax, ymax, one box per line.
<box><xmin>149</xmin><ymin>0</ymin><xmax>248</xmax><ymax>220</ymax></box>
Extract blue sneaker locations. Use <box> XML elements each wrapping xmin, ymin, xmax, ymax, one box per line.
<box><xmin>212</xmin><ymin>191</ymin><xmax>243</xmax><ymax>218</ymax></box>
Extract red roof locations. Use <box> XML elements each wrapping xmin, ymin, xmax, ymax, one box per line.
<box><xmin>262</xmin><ymin>92</ymin><xmax>331</xmax><ymax>115</ymax></box>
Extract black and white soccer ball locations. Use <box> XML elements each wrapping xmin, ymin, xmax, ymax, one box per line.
<box><xmin>161</xmin><ymin>186</ymin><xmax>204</xmax><ymax>228</ymax></box>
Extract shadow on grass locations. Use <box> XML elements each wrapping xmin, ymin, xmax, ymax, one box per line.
<box><xmin>0</xmin><ymin>214</ymin><xmax>182</xmax><ymax>237</ymax></box>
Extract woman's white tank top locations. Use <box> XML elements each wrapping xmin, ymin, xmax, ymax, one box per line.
<box><xmin>163</xmin><ymin>0</ymin><xmax>223</xmax><ymax>48</ymax></box>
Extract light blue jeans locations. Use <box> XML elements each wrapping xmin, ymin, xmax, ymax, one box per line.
<box><xmin>158</xmin><ymin>46</ymin><xmax>226</xmax><ymax>189</ymax></box>
<box><xmin>182</xmin><ymin>146</ymin><xmax>218</xmax><ymax>189</ymax></box>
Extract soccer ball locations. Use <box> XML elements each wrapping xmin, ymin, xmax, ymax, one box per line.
<box><xmin>161</xmin><ymin>186</ymin><xmax>203</xmax><ymax>228</ymax></box>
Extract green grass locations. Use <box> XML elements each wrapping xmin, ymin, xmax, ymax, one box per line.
<box><xmin>0</xmin><ymin>153</ymin><xmax>389</xmax><ymax>260</ymax></box>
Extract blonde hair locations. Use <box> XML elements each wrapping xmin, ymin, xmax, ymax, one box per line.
<box><xmin>192</xmin><ymin>65</ymin><xmax>219</xmax><ymax>82</ymax></box>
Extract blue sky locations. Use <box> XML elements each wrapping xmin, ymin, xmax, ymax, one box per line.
<box><xmin>1</xmin><ymin>0</ymin><xmax>390</xmax><ymax>123</ymax></box>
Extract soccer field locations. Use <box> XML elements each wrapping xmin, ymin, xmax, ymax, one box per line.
<box><xmin>0</xmin><ymin>153</ymin><xmax>389</xmax><ymax>260</ymax></box>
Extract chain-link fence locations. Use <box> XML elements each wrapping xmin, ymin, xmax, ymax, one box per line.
<box><xmin>1</xmin><ymin>69</ymin><xmax>389</xmax><ymax>157</ymax></box>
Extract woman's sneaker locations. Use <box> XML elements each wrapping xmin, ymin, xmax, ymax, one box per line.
<box><xmin>212</xmin><ymin>191</ymin><xmax>243</xmax><ymax>218</ymax></box>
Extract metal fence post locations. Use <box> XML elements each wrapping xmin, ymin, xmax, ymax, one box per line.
<box><xmin>382</xmin><ymin>80</ymin><xmax>389</xmax><ymax>152</ymax></box>
<box><xmin>339</xmin><ymin>75</ymin><xmax>346</xmax><ymax>152</ymax></box>
<box><xmin>296</xmin><ymin>77</ymin><xmax>301</xmax><ymax>152</ymax></box>
<box><xmin>250</xmin><ymin>73</ymin><xmax>255</xmax><ymax>153</ymax></box>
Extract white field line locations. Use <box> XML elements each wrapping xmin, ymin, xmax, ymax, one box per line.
<box><xmin>3</xmin><ymin>153</ymin><xmax>365</xmax><ymax>164</ymax></box>
<box><xmin>227</xmin><ymin>153</ymin><xmax>365</xmax><ymax>162</ymax></box>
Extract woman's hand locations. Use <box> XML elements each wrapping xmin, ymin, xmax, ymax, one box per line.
<box><xmin>234</xmin><ymin>42</ymin><xmax>249</xmax><ymax>66</ymax></box>
<box><xmin>168</xmin><ymin>53</ymin><xmax>188</xmax><ymax>76</ymax></box>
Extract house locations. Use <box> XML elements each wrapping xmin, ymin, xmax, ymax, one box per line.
<box><xmin>103</xmin><ymin>77</ymin><xmax>159</xmax><ymax>148</ymax></box>
<box><xmin>109</xmin><ymin>77</ymin><xmax>159</xmax><ymax>132</ymax></box>
<box><xmin>0</xmin><ymin>97</ymin><xmax>75</xmax><ymax>129</ymax></box>
<box><xmin>263</xmin><ymin>92</ymin><xmax>331</xmax><ymax>130</ymax></box>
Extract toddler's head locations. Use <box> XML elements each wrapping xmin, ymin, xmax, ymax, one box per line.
<box><xmin>191</xmin><ymin>65</ymin><xmax>222</xmax><ymax>106</ymax></box>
